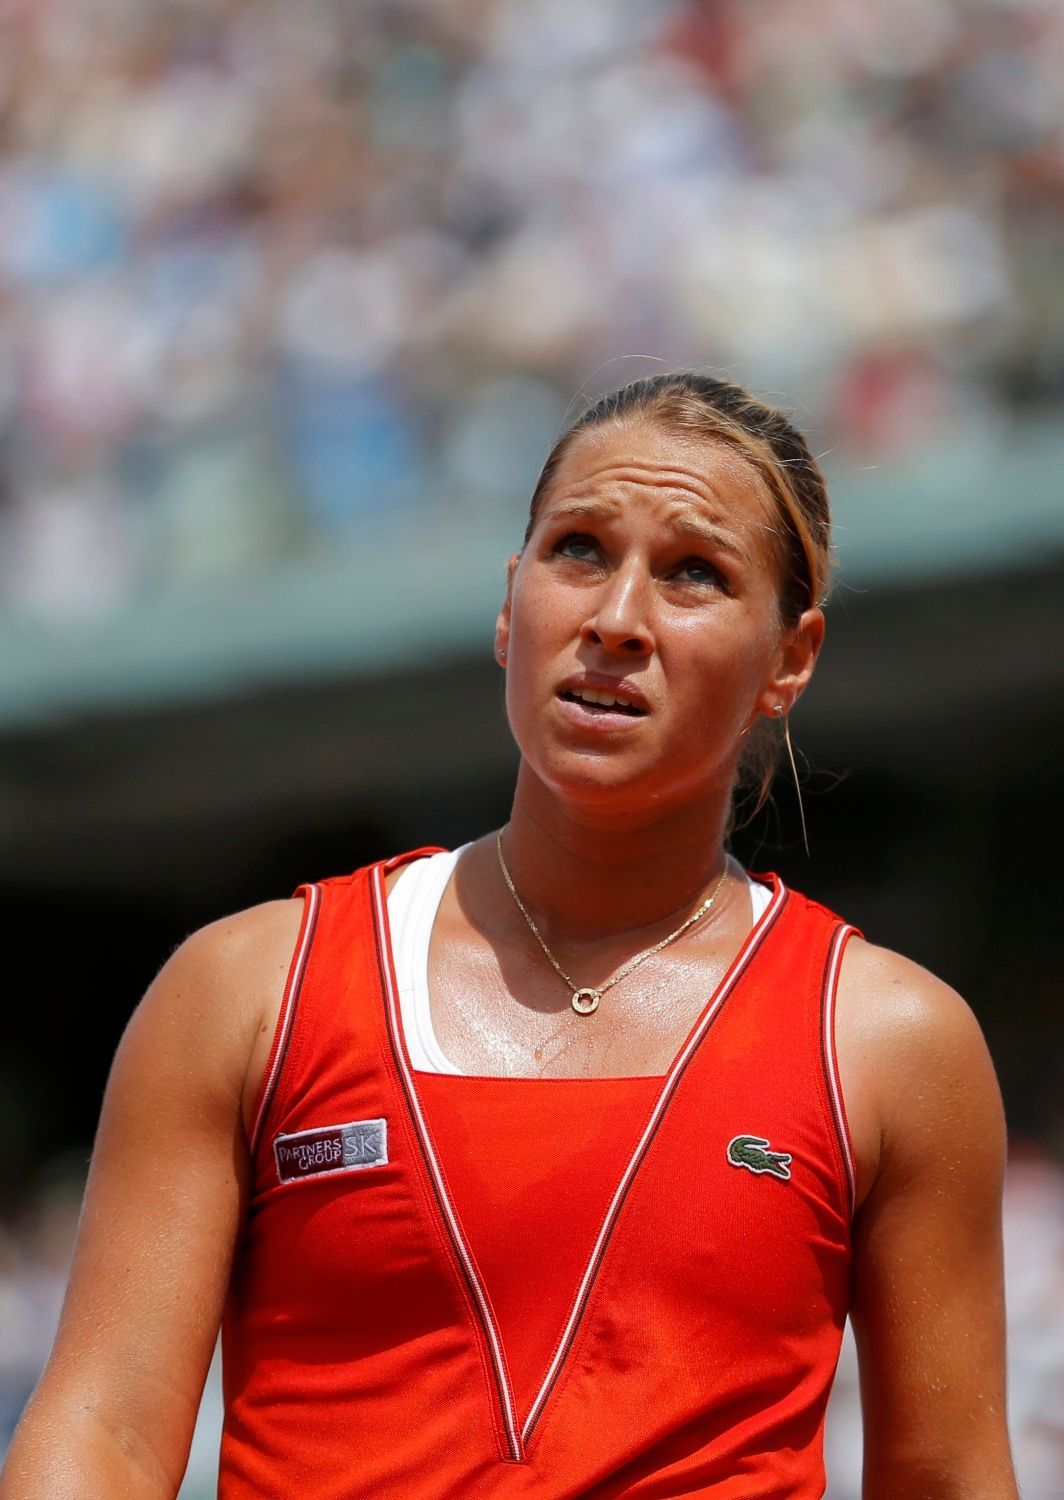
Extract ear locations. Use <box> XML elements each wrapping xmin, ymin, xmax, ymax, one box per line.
<box><xmin>756</xmin><ymin>607</ymin><xmax>825</xmax><ymax>718</ymax></box>
<box><xmin>494</xmin><ymin>553</ymin><xmax>521</xmax><ymax>667</ymax></box>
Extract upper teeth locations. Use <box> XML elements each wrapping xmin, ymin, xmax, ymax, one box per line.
<box><xmin>574</xmin><ymin>688</ymin><xmax>630</xmax><ymax>708</ymax></box>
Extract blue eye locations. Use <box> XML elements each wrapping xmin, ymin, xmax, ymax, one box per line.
<box><xmin>555</xmin><ymin>533</ymin><xmax>600</xmax><ymax>561</ymax></box>
<box><xmin>675</xmin><ymin>557</ymin><xmax>724</xmax><ymax>586</ymax></box>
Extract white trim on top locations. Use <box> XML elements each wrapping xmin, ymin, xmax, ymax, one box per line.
<box><xmin>371</xmin><ymin>866</ymin><xmax>525</xmax><ymax>1464</ymax></box>
<box><xmin>822</xmin><ymin>922</ymin><xmax>859</xmax><ymax>1212</ymax></box>
<box><xmin>249</xmin><ymin>882</ymin><xmax>322</xmax><ymax>1153</ymax></box>
<box><xmin>519</xmin><ymin>877</ymin><xmax>787</xmax><ymax>1440</ymax></box>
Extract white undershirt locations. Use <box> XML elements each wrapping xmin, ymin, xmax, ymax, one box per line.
<box><xmin>387</xmin><ymin>847</ymin><xmax>773</xmax><ymax>1075</ymax></box>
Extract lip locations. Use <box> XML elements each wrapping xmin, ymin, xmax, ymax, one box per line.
<box><xmin>555</xmin><ymin>671</ymin><xmax>651</xmax><ymax>717</ymax></box>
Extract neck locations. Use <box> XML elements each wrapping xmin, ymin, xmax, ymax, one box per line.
<box><xmin>501</xmin><ymin>762</ymin><xmax>734</xmax><ymax>943</ymax></box>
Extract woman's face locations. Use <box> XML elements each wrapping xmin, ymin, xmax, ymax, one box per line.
<box><xmin>495</xmin><ymin>419</ymin><xmax>824</xmax><ymax>822</ymax></box>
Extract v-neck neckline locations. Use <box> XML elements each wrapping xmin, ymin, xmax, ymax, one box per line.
<box><xmin>370</xmin><ymin>857</ymin><xmax>788</xmax><ymax>1462</ymax></box>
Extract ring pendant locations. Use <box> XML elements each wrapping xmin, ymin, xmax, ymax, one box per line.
<box><xmin>571</xmin><ymin>988</ymin><xmax>601</xmax><ymax>1016</ymax></box>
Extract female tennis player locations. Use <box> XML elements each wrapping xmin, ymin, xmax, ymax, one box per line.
<box><xmin>1</xmin><ymin>374</ymin><xmax>1019</xmax><ymax>1498</ymax></box>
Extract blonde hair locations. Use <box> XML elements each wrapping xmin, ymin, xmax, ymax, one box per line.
<box><xmin>525</xmin><ymin>372</ymin><xmax>832</xmax><ymax>821</ymax></box>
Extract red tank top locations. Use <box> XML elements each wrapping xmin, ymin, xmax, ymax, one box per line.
<box><xmin>221</xmin><ymin>851</ymin><xmax>858</xmax><ymax>1498</ymax></box>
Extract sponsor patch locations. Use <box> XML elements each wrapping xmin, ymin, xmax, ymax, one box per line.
<box><xmin>274</xmin><ymin>1119</ymin><xmax>388</xmax><ymax>1183</ymax></box>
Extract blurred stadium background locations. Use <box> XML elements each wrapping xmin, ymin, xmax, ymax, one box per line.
<box><xmin>0</xmin><ymin>0</ymin><xmax>1061</xmax><ymax>1494</ymax></box>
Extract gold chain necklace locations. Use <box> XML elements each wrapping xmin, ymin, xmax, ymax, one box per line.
<box><xmin>495</xmin><ymin>830</ymin><xmax>730</xmax><ymax>1016</ymax></box>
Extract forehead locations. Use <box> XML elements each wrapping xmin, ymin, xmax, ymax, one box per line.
<box><xmin>540</xmin><ymin>420</ymin><xmax>779</xmax><ymax>543</ymax></box>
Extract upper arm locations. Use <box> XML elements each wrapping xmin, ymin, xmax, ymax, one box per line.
<box><xmin>836</xmin><ymin>940</ymin><xmax>1019</xmax><ymax>1499</ymax></box>
<box><xmin>3</xmin><ymin>899</ymin><xmax>303</xmax><ymax>1497</ymax></box>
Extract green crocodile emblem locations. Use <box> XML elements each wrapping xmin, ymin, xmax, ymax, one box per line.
<box><xmin>727</xmin><ymin>1134</ymin><xmax>792</xmax><ymax>1181</ymax></box>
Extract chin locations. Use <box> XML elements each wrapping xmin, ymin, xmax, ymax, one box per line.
<box><xmin>529</xmin><ymin>750</ymin><xmax>721</xmax><ymax>823</ymax></box>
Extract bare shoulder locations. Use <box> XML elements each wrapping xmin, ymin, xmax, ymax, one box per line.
<box><xmin>834</xmin><ymin>936</ymin><xmax>1006</xmax><ymax>1205</ymax></box>
<box><xmin>141</xmin><ymin>898</ymin><xmax>304</xmax><ymax>1034</ymax></box>
<box><xmin>129</xmin><ymin>897</ymin><xmax>306</xmax><ymax>1135</ymax></box>
<box><xmin>835</xmin><ymin>942</ymin><xmax>1016</xmax><ymax>1493</ymax></box>
<box><xmin>837</xmin><ymin>936</ymin><xmax>992</xmax><ymax>1056</ymax></box>
<box><xmin>165</xmin><ymin>894</ymin><xmax>307</xmax><ymax>978</ymax></box>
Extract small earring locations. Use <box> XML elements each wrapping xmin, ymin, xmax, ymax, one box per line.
<box><xmin>772</xmin><ymin>703</ymin><xmax>784</xmax><ymax>715</ymax></box>
<box><xmin>498</xmin><ymin>649</ymin><xmax>507</xmax><ymax>664</ymax></box>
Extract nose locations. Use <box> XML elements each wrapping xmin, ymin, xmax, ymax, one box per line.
<box><xmin>580</xmin><ymin>564</ymin><xmax>654</xmax><ymax>657</ymax></box>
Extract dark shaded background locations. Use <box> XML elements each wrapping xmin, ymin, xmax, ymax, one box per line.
<box><xmin>4</xmin><ymin>564</ymin><xmax>1061</xmax><ymax>1205</ymax></box>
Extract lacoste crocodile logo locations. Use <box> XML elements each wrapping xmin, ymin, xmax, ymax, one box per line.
<box><xmin>727</xmin><ymin>1134</ymin><xmax>792</xmax><ymax>1181</ymax></box>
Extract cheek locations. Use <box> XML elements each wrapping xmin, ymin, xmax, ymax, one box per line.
<box><xmin>668</xmin><ymin>616</ymin><xmax>777</xmax><ymax>732</ymax></box>
<box><xmin>508</xmin><ymin>571</ymin><xmax>575</xmax><ymax>667</ymax></box>
<box><xmin>503</xmin><ymin>582</ymin><xmax>557</xmax><ymax>725</ymax></box>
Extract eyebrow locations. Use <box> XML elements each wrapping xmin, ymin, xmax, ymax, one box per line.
<box><xmin>547</xmin><ymin>500</ymin><xmax>750</xmax><ymax>561</ymax></box>
<box><xmin>671</xmin><ymin>516</ymin><xmax>750</xmax><ymax>560</ymax></box>
<box><xmin>547</xmin><ymin>501</ymin><xmax>619</xmax><ymax>524</ymax></box>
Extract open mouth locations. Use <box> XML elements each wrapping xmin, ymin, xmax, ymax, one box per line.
<box><xmin>560</xmin><ymin>688</ymin><xmax>647</xmax><ymax>718</ymax></box>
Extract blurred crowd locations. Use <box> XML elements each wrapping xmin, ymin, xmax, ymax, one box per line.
<box><xmin>0</xmin><ymin>0</ymin><xmax>1060</xmax><ymax>623</ymax></box>
<box><xmin>2</xmin><ymin>1147</ymin><xmax>1062</xmax><ymax>1496</ymax></box>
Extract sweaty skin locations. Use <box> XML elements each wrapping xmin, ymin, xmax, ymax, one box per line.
<box><xmin>0</xmin><ymin>421</ymin><xmax>1018</xmax><ymax>1500</ymax></box>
